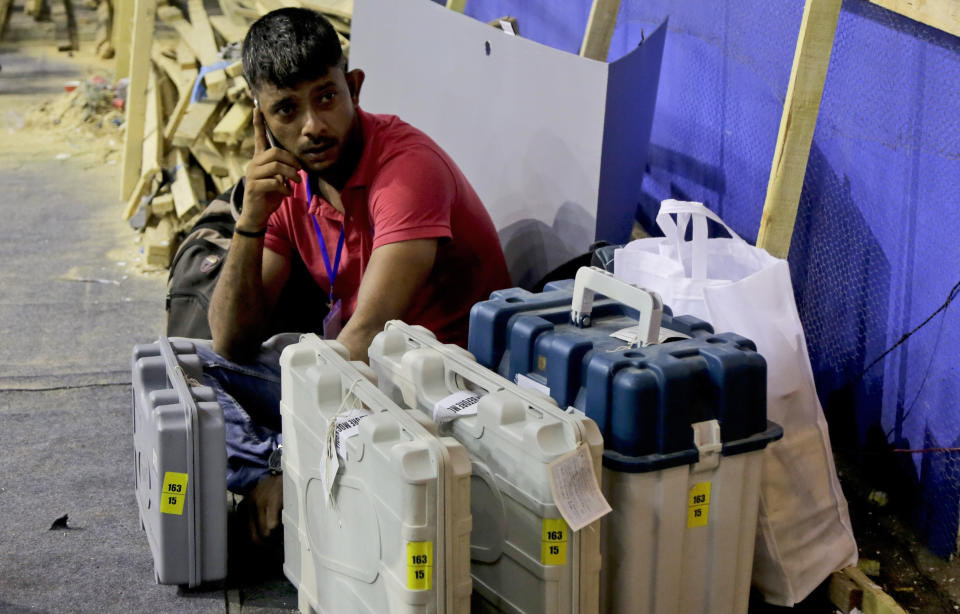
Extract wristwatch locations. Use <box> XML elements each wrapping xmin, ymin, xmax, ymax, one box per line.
<box><xmin>268</xmin><ymin>443</ymin><xmax>283</xmax><ymax>476</ymax></box>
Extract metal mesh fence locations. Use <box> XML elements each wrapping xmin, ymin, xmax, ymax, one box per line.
<box><xmin>792</xmin><ymin>0</ymin><xmax>960</xmax><ymax>557</ymax></box>
<box><xmin>463</xmin><ymin>0</ymin><xmax>960</xmax><ymax>557</ymax></box>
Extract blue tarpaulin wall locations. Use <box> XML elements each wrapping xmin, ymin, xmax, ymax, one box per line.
<box><xmin>457</xmin><ymin>0</ymin><xmax>960</xmax><ymax>557</ymax></box>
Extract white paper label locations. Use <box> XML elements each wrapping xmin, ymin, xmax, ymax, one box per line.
<box><xmin>610</xmin><ymin>326</ymin><xmax>691</xmax><ymax>346</ymax></box>
<box><xmin>515</xmin><ymin>373</ymin><xmax>552</xmax><ymax>396</ymax></box>
<box><xmin>319</xmin><ymin>436</ymin><xmax>339</xmax><ymax>506</ymax></box>
<box><xmin>334</xmin><ymin>408</ymin><xmax>371</xmax><ymax>460</ymax></box>
<box><xmin>432</xmin><ymin>391</ymin><xmax>482</xmax><ymax>424</ymax></box>
<box><xmin>548</xmin><ymin>445</ymin><xmax>612</xmax><ymax>532</ymax></box>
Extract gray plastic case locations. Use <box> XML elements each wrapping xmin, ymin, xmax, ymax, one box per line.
<box><xmin>131</xmin><ymin>338</ymin><xmax>227</xmax><ymax>587</ymax></box>
<box><xmin>368</xmin><ymin>321</ymin><xmax>603</xmax><ymax>614</ymax></box>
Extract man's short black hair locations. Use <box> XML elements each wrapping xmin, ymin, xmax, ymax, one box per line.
<box><xmin>242</xmin><ymin>8</ymin><xmax>344</xmax><ymax>93</ymax></box>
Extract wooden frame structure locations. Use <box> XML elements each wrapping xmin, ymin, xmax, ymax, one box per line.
<box><xmin>757</xmin><ymin>0</ymin><xmax>960</xmax><ymax>258</ymax></box>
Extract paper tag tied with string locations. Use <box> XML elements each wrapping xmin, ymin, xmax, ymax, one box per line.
<box><xmin>432</xmin><ymin>391</ymin><xmax>482</xmax><ymax>425</ymax></box>
<box><xmin>318</xmin><ymin>382</ymin><xmax>365</xmax><ymax>505</ymax></box>
<box><xmin>547</xmin><ymin>444</ymin><xmax>611</xmax><ymax>531</ymax></box>
<box><xmin>333</xmin><ymin>408</ymin><xmax>371</xmax><ymax>460</ymax></box>
<box><xmin>319</xmin><ymin>435</ymin><xmax>340</xmax><ymax>506</ymax></box>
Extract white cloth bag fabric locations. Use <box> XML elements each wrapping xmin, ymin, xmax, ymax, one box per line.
<box><xmin>613</xmin><ymin>200</ymin><xmax>857</xmax><ymax>606</ymax></box>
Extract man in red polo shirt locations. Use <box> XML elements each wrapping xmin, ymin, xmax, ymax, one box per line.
<box><xmin>203</xmin><ymin>8</ymin><xmax>510</xmax><ymax>543</ymax></box>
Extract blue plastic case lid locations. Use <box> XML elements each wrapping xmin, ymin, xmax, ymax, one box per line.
<box><xmin>468</xmin><ymin>280</ymin><xmax>783</xmax><ymax>473</ymax></box>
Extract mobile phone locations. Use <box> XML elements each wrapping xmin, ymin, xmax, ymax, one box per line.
<box><xmin>254</xmin><ymin>98</ymin><xmax>284</xmax><ymax>150</ymax></box>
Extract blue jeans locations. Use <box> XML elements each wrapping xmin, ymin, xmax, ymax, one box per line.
<box><xmin>186</xmin><ymin>333</ymin><xmax>302</xmax><ymax>494</ymax></box>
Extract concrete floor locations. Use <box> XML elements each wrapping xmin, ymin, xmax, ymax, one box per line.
<box><xmin>3</xmin><ymin>7</ymin><xmax>960</xmax><ymax>614</ymax></box>
<box><xmin>0</xmin><ymin>39</ymin><xmax>295</xmax><ymax>613</ymax></box>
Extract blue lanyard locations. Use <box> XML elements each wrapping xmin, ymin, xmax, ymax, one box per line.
<box><xmin>306</xmin><ymin>178</ymin><xmax>345</xmax><ymax>301</ymax></box>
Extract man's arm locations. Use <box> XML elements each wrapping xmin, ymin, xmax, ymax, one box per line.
<box><xmin>336</xmin><ymin>238</ymin><xmax>438</xmax><ymax>363</ymax></box>
<box><xmin>209</xmin><ymin>106</ymin><xmax>301</xmax><ymax>361</ymax></box>
<box><xmin>209</xmin><ymin>242</ymin><xmax>290</xmax><ymax>361</ymax></box>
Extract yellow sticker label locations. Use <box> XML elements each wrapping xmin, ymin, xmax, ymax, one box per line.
<box><xmin>541</xmin><ymin>518</ymin><xmax>568</xmax><ymax>565</ymax></box>
<box><xmin>160</xmin><ymin>471</ymin><xmax>188</xmax><ymax>515</ymax></box>
<box><xmin>537</xmin><ymin>355</ymin><xmax>547</xmax><ymax>371</ymax></box>
<box><xmin>687</xmin><ymin>481</ymin><xmax>711</xmax><ymax>528</ymax></box>
<box><xmin>406</xmin><ymin>541</ymin><xmax>433</xmax><ymax>590</ymax></box>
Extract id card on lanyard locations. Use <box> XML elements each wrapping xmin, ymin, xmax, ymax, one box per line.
<box><xmin>307</xmin><ymin>179</ymin><xmax>345</xmax><ymax>339</ymax></box>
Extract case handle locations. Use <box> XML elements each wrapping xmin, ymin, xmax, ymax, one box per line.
<box><xmin>570</xmin><ymin>267</ymin><xmax>663</xmax><ymax>347</ymax></box>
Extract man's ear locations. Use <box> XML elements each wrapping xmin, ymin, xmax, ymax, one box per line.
<box><xmin>346</xmin><ymin>69</ymin><xmax>365</xmax><ymax>105</ymax></box>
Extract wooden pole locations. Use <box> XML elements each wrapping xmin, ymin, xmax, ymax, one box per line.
<box><xmin>120</xmin><ymin>0</ymin><xmax>158</xmax><ymax>201</ymax></box>
<box><xmin>580</xmin><ymin>0</ymin><xmax>621</xmax><ymax>61</ymax></box>
<box><xmin>868</xmin><ymin>0</ymin><xmax>960</xmax><ymax>39</ymax></box>
<box><xmin>755</xmin><ymin>0</ymin><xmax>842</xmax><ymax>258</ymax></box>
<box><xmin>114</xmin><ymin>0</ymin><xmax>134</xmax><ymax>79</ymax></box>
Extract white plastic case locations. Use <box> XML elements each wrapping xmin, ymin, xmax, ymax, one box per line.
<box><xmin>368</xmin><ymin>321</ymin><xmax>602</xmax><ymax>614</ymax></box>
<box><xmin>279</xmin><ymin>334</ymin><xmax>473</xmax><ymax>614</ymax></box>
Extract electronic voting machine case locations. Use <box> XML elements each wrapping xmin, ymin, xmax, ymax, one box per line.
<box><xmin>369</xmin><ymin>321</ymin><xmax>603</xmax><ymax>614</ymax></box>
<box><xmin>467</xmin><ymin>268</ymin><xmax>782</xmax><ymax>614</ymax></box>
<box><xmin>279</xmin><ymin>335</ymin><xmax>473</xmax><ymax>614</ymax></box>
<box><xmin>131</xmin><ymin>338</ymin><xmax>227</xmax><ymax>587</ymax></box>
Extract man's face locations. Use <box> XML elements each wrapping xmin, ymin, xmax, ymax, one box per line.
<box><xmin>254</xmin><ymin>67</ymin><xmax>364</xmax><ymax>175</ymax></box>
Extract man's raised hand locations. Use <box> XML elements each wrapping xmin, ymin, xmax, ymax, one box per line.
<box><xmin>237</xmin><ymin>107</ymin><xmax>303</xmax><ymax>233</ymax></box>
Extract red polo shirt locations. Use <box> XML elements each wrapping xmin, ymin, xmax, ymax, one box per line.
<box><xmin>264</xmin><ymin>109</ymin><xmax>511</xmax><ymax>347</ymax></box>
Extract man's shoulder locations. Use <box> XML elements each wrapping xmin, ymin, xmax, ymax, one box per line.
<box><xmin>361</xmin><ymin>109</ymin><xmax>446</xmax><ymax>160</ymax></box>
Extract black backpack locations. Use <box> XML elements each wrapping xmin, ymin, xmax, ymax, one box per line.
<box><xmin>165</xmin><ymin>188</ymin><xmax>236</xmax><ymax>339</ymax></box>
<box><xmin>165</xmin><ymin>180</ymin><xmax>328</xmax><ymax>339</ymax></box>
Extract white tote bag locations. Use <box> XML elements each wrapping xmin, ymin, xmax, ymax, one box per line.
<box><xmin>614</xmin><ymin>200</ymin><xmax>857</xmax><ymax>606</ymax></box>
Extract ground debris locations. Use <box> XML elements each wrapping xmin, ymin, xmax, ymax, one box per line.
<box><xmin>49</xmin><ymin>514</ymin><xmax>70</xmax><ymax>530</ymax></box>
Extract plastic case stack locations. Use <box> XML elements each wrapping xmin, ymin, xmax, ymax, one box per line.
<box><xmin>131</xmin><ymin>338</ymin><xmax>227</xmax><ymax>587</ymax></box>
<box><xmin>368</xmin><ymin>320</ymin><xmax>604</xmax><ymax>614</ymax></box>
<box><xmin>468</xmin><ymin>268</ymin><xmax>783</xmax><ymax>614</ymax></box>
<box><xmin>279</xmin><ymin>334</ymin><xmax>473</xmax><ymax>614</ymax></box>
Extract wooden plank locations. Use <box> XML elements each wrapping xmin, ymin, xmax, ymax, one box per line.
<box><xmin>159</xmin><ymin>5</ymin><xmax>218</xmax><ymax>66</ymax></box>
<box><xmin>120</xmin><ymin>0</ymin><xmax>158</xmax><ymax>201</ymax></box>
<box><xmin>869</xmin><ymin>0</ymin><xmax>960</xmax><ymax>39</ymax></box>
<box><xmin>143</xmin><ymin>215</ymin><xmax>178</xmax><ymax>267</ymax></box>
<box><xmin>225</xmin><ymin>60</ymin><xmax>244</xmax><ymax>78</ymax></box>
<box><xmin>843</xmin><ymin>567</ymin><xmax>909</xmax><ymax>614</ymax></box>
<box><xmin>173</xmin><ymin>98</ymin><xmax>227</xmax><ymax>148</ymax></box>
<box><xmin>150</xmin><ymin>192</ymin><xmax>176</xmax><ymax>216</ymax></box>
<box><xmin>212</xmin><ymin>100</ymin><xmax>253</xmax><ymax>145</ymax></box>
<box><xmin>159</xmin><ymin>74</ymin><xmax>180</xmax><ymax>118</ymax></box>
<box><xmin>579</xmin><ymin>0</ymin><xmax>621</xmax><ymax>61</ymax></box>
<box><xmin>224</xmin><ymin>147</ymin><xmax>249</xmax><ymax>184</ymax></box>
<box><xmin>122</xmin><ymin>169</ymin><xmax>160</xmax><ymax>220</ymax></box>
<box><xmin>204</xmin><ymin>69</ymin><xmax>229</xmax><ymax>100</ymax></box>
<box><xmin>226</xmin><ymin>77</ymin><xmax>248</xmax><ymax>102</ymax></box>
<box><xmin>190</xmin><ymin>135</ymin><xmax>230</xmax><ymax>178</ymax></box>
<box><xmin>114</xmin><ymin>0</ymin><xmax>134</xmax><ymax>78</ymax></box>
<box><xmin>186</xmin><ymin>0</ymin><xmax>221</xmax><ymax>64</ymax></box>
<box><xmin>223</xmin><ymin>0</ymin><xmax>259</xmax><ymax>21</ymax></box>
<box><xmin>151</xmin><ymin>46</ymin><xmax>187</xmax><ymax>90</ymax></box>
<box><xmin>257</xmin><ymin>0</ymin><xmax>299</xmax><ymax>13</ymax></box>
<box><xmin>755</xmin><ymin>0</ymin><xmax>842</xmax><ymax>259</ymax></box>
<box><xmin>163</xmin><ymin>68</ymin><xmax>199</xmax><ymax>143</ymax></box>
<box><xmin>209</xmin><ymin>14</ymin><xmax>249</xmax><ymax>44</ymax></box>
<box><xmin>170</xmin><ymin>148</ymin><xmax>206</xmax><ymax>218</ymax></box>
<box><xmin>300</xmin><ymin>0</ymin><xmax>352</xmax><ymax>21</ymax></box>
<box><xmin>829</xmin><ymin>570</ymin><xmax>864</xmax><ymax>613</ymax></box>
<box><xmin>140</xmin><ymin>69</ymin><xmax>164</xmax><ymax>179</ymax></box>
<box><xmin>177</xmin><ymin>38</ymin><xmax>198</xmax><ymax>70</ymax></box>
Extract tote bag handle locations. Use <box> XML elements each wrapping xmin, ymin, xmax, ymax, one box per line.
<box><xmin>656</xmin><ymin>200</ymin><xmax>743</xmax><ymax>281</ymax></box>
